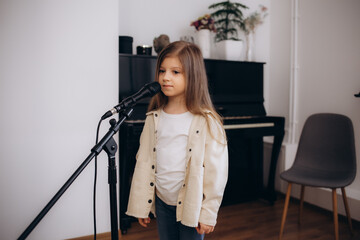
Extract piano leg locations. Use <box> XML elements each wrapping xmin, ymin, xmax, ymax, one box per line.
<box><xmin>264</xmin><ymin>131</ymin><xmax>285</xmax><ymax>204</ymax></box>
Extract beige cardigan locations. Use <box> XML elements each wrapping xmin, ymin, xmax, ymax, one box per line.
<box><xmin>126</xmin><ymin>109</ymin><xmax>228</xmax><ymax>227</ymax></box>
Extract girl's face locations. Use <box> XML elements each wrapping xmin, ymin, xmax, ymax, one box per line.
<box><xmin>158</xmin><ymin>56</ymin><xmax>186</xmax><ymax>102</ymax></box>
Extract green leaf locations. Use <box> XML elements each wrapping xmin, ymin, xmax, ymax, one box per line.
<box><xmin>208</xmin><ymin>0</ymin><xmax>249</xmax><ymax>42</ymax></box>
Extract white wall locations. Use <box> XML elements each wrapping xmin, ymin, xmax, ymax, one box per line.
<box><xmin>268</xmin><ymin>0</ymin><xmax>291</xmax><ymax>126</ymax></box>
<box><xmin>270</xmin><ymin>0</ymin><xmax>360</xmax><ymax>220</ymax></box>
<box><xmin>0</xmin><ymin>1</ymin><xmax>118</xmax><ymax>239</ymax></box>
<box><xmin>295</xmin><ymin>0</ymin><xmax>360</xmax><ymax>216</ymax></box>
<box><xmin>118</xmin><ymin>0</ymin><xmax>270</xmax><ymax>61</ymax></box>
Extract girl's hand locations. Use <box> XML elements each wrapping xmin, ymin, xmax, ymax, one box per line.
<box><xmin>138</xmin><ymin>217</ymin><xmax>151</xmax><ymax>227</ymax></box>
<box><xmin>196</xmin><ymin>222</ymin><xmax>214</xmax><ymax>234</ymax></box>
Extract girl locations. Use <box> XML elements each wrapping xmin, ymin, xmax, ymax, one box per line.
<box><xmin>126</xmin><ymin>41</ymin><xmax>228</xmax><ymax>240</ymax></box>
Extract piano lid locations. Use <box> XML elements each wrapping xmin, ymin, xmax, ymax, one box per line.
<box><xmin>204</xmin><ymin>59</ymin><xmax>266</xmax><ymax>117</ymax></box>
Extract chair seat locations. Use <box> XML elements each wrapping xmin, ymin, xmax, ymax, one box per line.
<box><xmin>280</xmin><ymin>164</ymin><xmax>355</xmax><ymax>188</ymax></box>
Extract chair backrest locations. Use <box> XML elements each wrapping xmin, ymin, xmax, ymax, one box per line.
<box><xmin>293</xmin><ymin>113</ymin><xmax>356</xmax><ymax>183</ymax></box>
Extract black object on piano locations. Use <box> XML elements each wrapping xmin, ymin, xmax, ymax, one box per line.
<box><xmin>118</xmin><ymin>54</ymin><xmax>285</xmax><ymax>234</ymax></box>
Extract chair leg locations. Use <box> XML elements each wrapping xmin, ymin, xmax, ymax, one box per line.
<box><xmin>332</xmin><ymin>189</ymin><xmax>339</xmax><ymax>240</ymax></box>
<box><xmin>341</xmin><ymin>187</ymin><xmax>353</xmax><ymax>235</ymax></box>
<box><xmin>279</xmin><ymin>183</ymin><xmax>292</xmax><ymax>240</ymax></box>
<box><xmin>299</xmin><ymin>185</ymin><xmax>305</xmax><ymax>225</ymax></box>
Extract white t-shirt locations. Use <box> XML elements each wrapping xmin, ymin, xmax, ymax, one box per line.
<box><xmin>155</xmin><ymin>109</ymin><xmax>194</xmax><ymax>206</ymax></box>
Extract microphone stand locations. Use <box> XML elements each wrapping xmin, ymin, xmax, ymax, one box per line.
<box><xmin>18</xmin><ymin>108</ymin><xmax>134</xmax><ymax>240</ymax></box>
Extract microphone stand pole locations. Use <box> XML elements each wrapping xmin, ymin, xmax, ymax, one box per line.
<box><xmin>18</xmin><ymin>108</ymin><xmax>134</xmax><ymax>240</ymax></box>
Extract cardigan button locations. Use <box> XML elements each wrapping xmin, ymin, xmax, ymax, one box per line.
<box><xmin>155</xmin><ymin>114</ymin><xmax>158</xmax><ymax>117</ymax></box>
<box><xmin>183</xmin><ymin>184</ymin><xmax>185</xmax><ymax>187</ymax></box>
<box><xmin>148</xmin><ymin>199</ymin><xmax>152</xmax><ymax>203</ymax></box>
<box><xmin>153</xmin><ymin>148</ymin><xmax>156</xmax><ymax>152</ymax></box>
<box><xmin>152</xmin><ymin>165</ymin><xmax>155</xmax><ymax>169</ymax></box>
<box><xmin>189</xmin><ymin>148</ymin><xmax>192</xmax><ymax>152</ymax></box>
<box><xmin>150</xmin><ymin>182</ymin><xmax>154</xmax><ymax>187</ymax></box>
<box><xmin>178</xmin><ymin>201</ymin><xmax>182</xmax><ymax>205</ymax></box>
<box><xmin>196</xmin><ymin>130</ymin><xmax>199</xmax><ymax>134</ymax></box>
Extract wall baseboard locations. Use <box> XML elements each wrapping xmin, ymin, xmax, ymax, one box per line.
<box><xmin>277</xmin><ymin>192</ymin><xmax>360</xmax><ymax>228</ymax></box>
<box><xmin>277</xmin><ymin>181</ymin><xmax>360</xmax><ymax>221</ymax></box>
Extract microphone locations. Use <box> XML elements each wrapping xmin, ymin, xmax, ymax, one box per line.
<box><xmin>101</xmin><ymin>82</ymin><xmax>161</xmax><ymax>120</ymax></box>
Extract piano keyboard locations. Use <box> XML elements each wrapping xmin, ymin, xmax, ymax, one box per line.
<box><xmin>224</xmin><ymin>122</ymin><xmax>275</xmax><ymax>130</ymax></box>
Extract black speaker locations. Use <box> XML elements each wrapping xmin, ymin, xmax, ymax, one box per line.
<box><xmin>119</xmin><ymin>36</ymin><xmax>133</xmax><ymax>54</ymax></box>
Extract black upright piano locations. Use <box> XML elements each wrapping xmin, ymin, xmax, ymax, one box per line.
<box><xmin>118</xmin><ymin>54</ymin><xmax>285</xmax><ymax>233</ymax></box>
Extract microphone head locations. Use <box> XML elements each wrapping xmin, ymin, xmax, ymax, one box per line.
<box><xmin>146</xmin><ymin>82</ymin><xmax>161</xmax><ymax>96</ymax></box>
<box><xmin>107</xmin><ymin>82</ymin><xmax>162</xmax><ymax>119</ymax></box>
<box><xmin>132</xmin><ymin>82</ymin><xmax>161</xmax><ymax>102</ymax></box>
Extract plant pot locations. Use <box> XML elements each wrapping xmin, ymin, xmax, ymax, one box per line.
<box><xmin>216</xmin><ymin>40</ymin><xmax>243</xmax><ymax>61</ymax></box>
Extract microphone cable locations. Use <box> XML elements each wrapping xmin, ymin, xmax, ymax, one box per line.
<box><xmin>93</xmin><ymin>118</ymin><xmax>103</xmax><ymax>240</ymax></box>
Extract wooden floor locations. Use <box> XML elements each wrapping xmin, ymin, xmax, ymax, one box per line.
<box><xmin>70</xmin><ymin>194</ymin><xmax>360</xmax><ymax>240</ymax></box>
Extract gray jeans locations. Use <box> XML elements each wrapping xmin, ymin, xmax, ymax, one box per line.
<box><xmin>155</xmin><ymin>195</ymin><xmax>205</xmax><ymax>240</ymax></box>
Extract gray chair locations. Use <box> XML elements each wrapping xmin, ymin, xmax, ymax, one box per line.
<box><xmin>279</xmin><ymin>113</ymin><xmax>356</xmax><ymax>240</ymax></box>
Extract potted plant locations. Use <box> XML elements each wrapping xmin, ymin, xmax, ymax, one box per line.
<box><xmin>208</xmin><ymin>0</ymin><xmax>248</xmax><ymax>60</ymax></box>
<box><xmin>190</xmin><ymin>14</ymin><xmax>216</xmax><ymax>58</ymax></box>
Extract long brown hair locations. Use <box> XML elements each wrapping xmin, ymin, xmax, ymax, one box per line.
<box><xmin>148</xmin><ymin>41</ymin><xmax>225</xmax><ymax>141</ymax></box>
